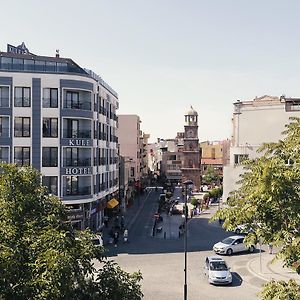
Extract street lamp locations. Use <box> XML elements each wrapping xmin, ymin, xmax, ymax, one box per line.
<box><xmin>182</xmin><ymin>179</ymin><xmax>193</xmax><ymax>300</ymax></box>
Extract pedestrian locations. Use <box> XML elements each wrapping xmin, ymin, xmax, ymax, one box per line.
<box><xmin>120</xmin><ymin>216</ymin><xmax>125</xmax><ymax>230</ymax></box>
<box><xmin>268</xmin><ymin>243</ymin><xmax>273</xmax><ymax>254</ymax></box>
<box><xmin>103</xmin><ymin>215</ymin><xmax>109</xmax><ymax>228</ymax></box>
<box><xmin>113</xmin><ymin>231</ymin><xmax>119</xmax><ymax>247</ymax></box>
<box><xmin>123</xmin><ymin>228</ymin><xmax>128</xmax><ymax>243</ymax></box>
<box><xmin>114</xmin><ymin>216</ymin><xmax>120</xmax><ymax>230</ymax></box>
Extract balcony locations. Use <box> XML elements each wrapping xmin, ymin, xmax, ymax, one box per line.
<box><xmin>64</xmin><ymin>158</ymin><xmax>91</xmax><ymax>167</ymax></box>
<box><xmin>64</xmin><ymin>90</ymin><xmax>92</xmax><ymax>111</ymax></box>
<box><xmin>63</xmin><ymin>129</ymin><xmax>91</xmax><ymax>139</ymax></box>
<box><xmin>63</xmin><ymin>186</ymin><xmax>91</xmax><ymax>196</ymax></box>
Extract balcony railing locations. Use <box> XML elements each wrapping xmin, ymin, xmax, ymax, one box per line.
<box><xmin>64</xmin><ymin>158</ymin><xmax>91</xmax><ymax>167</ymax></box>
<box><xmin>63</xmin><ymin>186</ymin><xmax>91</xmax><ymax>196</ymax></box>
<box><xmin>63</xmin><ymin>129</ymin><xmax>91</xmax><ymax>139</ymax></box>
<box><xmin>65</xmin><ymin>101</ymin><xmax>91</xmax><ymax>110</ymax></box>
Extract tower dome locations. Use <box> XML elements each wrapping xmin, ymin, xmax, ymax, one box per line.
<box><xmin>185</xmin><ymin>106</ymin><xmax>198</xmax><ymax>116</ymax></box>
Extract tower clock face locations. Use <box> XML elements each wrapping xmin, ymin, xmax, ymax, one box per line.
<box><xmin>187</xmin><ymin>129</ymin><xmax>194</xmax><ymax>138</ymax></box>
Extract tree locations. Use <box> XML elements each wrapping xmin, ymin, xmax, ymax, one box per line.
<box><xmin>0</xmin><ymin>164</ymin><xmax>143</xmax><ymax>300</ymax></box>
<box><xmin>211</xmin><ymin>117</ymin><xmax>300</xmax><ymax>298</ymax></box>
<box><xmin>202</xmin><ymin>165</ymin><xmax>221</xmax><ymax>186</ymax></box>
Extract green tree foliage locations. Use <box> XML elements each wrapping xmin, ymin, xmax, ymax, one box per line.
<box><xmin>0</xmin><ymin>164</ymin><xmax>143</xmax><ymax>300</ymax></box>
<box><xmin>202</xmin><ymin>165</ymin><xmax>221</xmax><ymax>186</ymax></box>
<box><xmin>189</xmin><ymin>197</ymin><xmax>198</xmax><ymax>206</ymax></box>
<box><xmin>211</xmin><ymin>117</ymin><xmax>300</xmax><ymax>297</ymax></box>
<box><xmin>260</xmin><ymin>279</ymin><xmax>300</xmax><ymax>300</ymax></box>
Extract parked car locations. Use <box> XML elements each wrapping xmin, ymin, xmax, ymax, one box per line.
<box><xmin>213</xmin><ymin>235</ymin><xmax>255</xmax><ymax>255</ymax></box>
<box><xmin>204</xmin><ymin>256</ymin><xmax>232</xmax><ymax>285</ymax></box>
<box><xmin>234</xmin><ymin>224</ymin><xmax>249</xmax><ymax>234</ymax></box>
<box><xmin>234</xmin><ymin>223</ymin><xmax>262</xmax><ymax>234</ymax></box>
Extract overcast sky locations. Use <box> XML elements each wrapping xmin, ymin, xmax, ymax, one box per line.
<box><xmin>1</xmin><ymin>0</ymin><xmax>300</xmax><ymax>142</ymax></box>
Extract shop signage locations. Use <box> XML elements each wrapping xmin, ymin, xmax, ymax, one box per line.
<box><xmin>7</xmin><ymin>42</ymin><xmax>31</xmax><ymax>55</ymax></box>
<box><xmin>68</xmin><ymin>139</ymin><xmax>91</xmax><ymax>146</ymax></box>
<box><xmin>65</xmin><ymin>167</ymin><xmax>91</xmax><ymax>175</ymax></box>
<box><xmin>67</xmin><ymin>214</ymin><xmax>84</xmax><ymax>220</ymax></box>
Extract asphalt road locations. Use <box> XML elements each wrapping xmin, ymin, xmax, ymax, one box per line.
<box><xmin>94</xmin><ymin>188</ymin><xmax>266</xmax><ymax>300</ymax></box>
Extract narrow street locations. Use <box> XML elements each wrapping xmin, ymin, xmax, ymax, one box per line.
<box><xmin>94</xmin><ymin>187</ymin><xmax>266</xmax><ymax>300</ymax></box>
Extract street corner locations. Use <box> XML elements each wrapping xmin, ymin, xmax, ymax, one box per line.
<box><xmin>246</xmin><ymin>256</ymin><xmax>270</xmax><ymax>283</ymax></box>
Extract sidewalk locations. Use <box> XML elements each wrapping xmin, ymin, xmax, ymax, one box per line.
<box><xmin>247</xmin><ymin>248</ymin><xmax>300</xmax><ymax>283</ymax></box>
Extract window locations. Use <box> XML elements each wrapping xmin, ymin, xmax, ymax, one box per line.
<box><xmin>14</xmin><ymin>87</ymin><xmax>30</xmax><ymax>107</ymax></box>
<box><xmin>14</xmin><ymin>147</ymin><xmax>30</xmax><ymax>166</ymax></box>
<box><xmin>0</xmin><ymin>117</ymin><xmax>9</xmax><ymax>137</ymax></box>
<box><xmin>42</xmin><ymin>147</ymin><xmax>58</xmax><ymax>167</ymax></box>
<box><xmin>14</xmin><ymin>117</ymin><xmax>30</xmax><ymax>137</ymax></box>
<box><xmin>130</xmin><ymin>167</ymin><xmax>135</xmax><ymax>177</ymax></box>
<box><xmin>0</xmin><ymin>147</ymin><xmax>9</xmax><ymax>163</ymax></box>
<box><xmin>42</xmin><ymin>176</ymin><xmax>58</xmax><ymax>195</ymax></box>
<box><xmin>65</xmin><ymin>176</ymin><xmax>78</xmax><ymax>195</ymax></box>
<box><xmin>43</xmin><ymin>88</ymin><xmax>58</xmax><ymax>108</ymax></box>
<box><xmin>234</xmin><ymin>154</ymin><xmax>249</xmax><ymax>165</ymax></box>
<box><xmin>211</xmin><ymin>148</ymin><xmax>216</xmax><ymax>159</ymax></box>
<box><xmin>43</xmin><ymin>118</ymin><xmax>58</xmax><ymax>137</ymax></box>
<box><xmin>35</xmin><ymin>60</ymin><xmax>45</xmax><ymax>72</ymax></box>
<box><xmin>65</xmin><ymin>91</ymin><xmax>79</xmax><ymax>109</ymax></box>
<box><xmin>0</xmin><ymin>86</ymin><xmax>9</xmax><ymax>107</ymax></box>
<box><xmin>24</xmin><ymin>59</ymin><xmax>34</xmax><ymax>71</ymax></box>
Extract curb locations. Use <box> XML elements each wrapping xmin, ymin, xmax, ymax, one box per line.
<box><xmin>246</xmin><ymin>257</ymin><xmax>269</xmax><ymax>282</ymax></box>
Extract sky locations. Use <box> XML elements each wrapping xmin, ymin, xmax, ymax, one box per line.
<box><xmin>2</xmin><ymin>0</ymin><xmax>300</xmax><ymax>142</ymax></box>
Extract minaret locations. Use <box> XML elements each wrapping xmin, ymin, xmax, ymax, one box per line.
<box><xmin>181</xmin><ymin>106</ymin><xmax>201</xmax><ymax>190</ymax></box>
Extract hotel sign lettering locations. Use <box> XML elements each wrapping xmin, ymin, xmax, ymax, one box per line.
<box><xmin>68</xmin><ymin>139</ymin><xmax>91</xmax><ymax>146</ymax></box>
<box><xmin>65</xmin><ymin>167</ymin><xmax>91</xmax><ymax>175</ymax></box>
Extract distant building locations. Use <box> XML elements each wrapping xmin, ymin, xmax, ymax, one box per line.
<box><xmin>223</xmin><ymin>95</ymin><xmax>300</xmax><ymax>200</ymax></box>
<box><xmin>117</xmin><ymin>115</ymin><xmax>142</xmax><ymax>183</ymax></box>
<box><xmin>181</xmin><ymin>106</ymin><xmax>201</xmax><ymax>190</ymax></box>
<box><xmin>117</xmin><ymin>114</ymin><xmax>150</xmax><ymax>191</ymax></box>
<box><xmin>200</xmin><ymin>140</ymin><xmax>230</xmax><ymax>184</ymax></box>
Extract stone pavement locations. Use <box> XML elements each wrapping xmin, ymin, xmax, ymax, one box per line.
<box><xmin>247</xmin><ymin>248</ymin><xmax>300</xmax><ymax>284</ymax></box>
<box><xmin>101</xmin><ymin>187</ymin><xmax>152</xmax><ymax>244</ymax></box>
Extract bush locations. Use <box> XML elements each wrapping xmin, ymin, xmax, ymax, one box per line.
<box><xmin>189</xmin><ymin>197</ymin><xmax>198</xmax><ymax>206</ymax></box>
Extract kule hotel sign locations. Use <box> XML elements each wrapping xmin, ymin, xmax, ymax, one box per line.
<box><xmin>68</xmin><ymin>139</ymin><xmax>91</xmax><ymax>146</ymax></box>
<box><xmin>65</xmin><ymin>167</ymin><xmax>91</xmax><ymax>175</ymax></box>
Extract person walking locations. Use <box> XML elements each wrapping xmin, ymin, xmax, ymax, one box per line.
<box><xmin>120</xmin><ymin>216</ymin><xmax>125</xmax><ymax>230</ymax></box>
<box><xmin>123</xmin><ymin>228</ymin><xmax>129</xmax><ymax>243</ymax></box>
<box><xmin>103</xmin><ymin>215</ymin><xmax>109</xmax><ymax>228</ymax></box>
<box><xmin>113</xmin><ymin>231</ymin><xmax>119</xmax><ymax>247</ymax></box>
<box><xmin>268</xmin><ymin>243</ymin><xmax>273</xmax><ymax>254</ymax></box>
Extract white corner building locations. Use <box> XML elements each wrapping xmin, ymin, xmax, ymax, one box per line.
<box><xmin>223</xmin><ymin>95</ymin><xmax>300</xmax><ymax>200</ymax></box>
<box><xmin>0</xmin><ymin>43</ymin><xmax>119</xmax><ymax>230</ymax></box>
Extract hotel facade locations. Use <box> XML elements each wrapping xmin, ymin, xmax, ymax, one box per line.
<box><xmin>0</xmin><ymin>43</ymin><xmax>119</xmax><ymax>230</ymax></box>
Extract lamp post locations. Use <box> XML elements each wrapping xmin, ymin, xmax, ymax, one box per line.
<box><xmin>183</xmin><ymin>179</ymin><xmax>193</xmax><ymax>300</ymax></box>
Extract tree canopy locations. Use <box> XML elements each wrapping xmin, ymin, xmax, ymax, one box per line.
<box><xmin>212</xmin><ymin>117</ymin><xmax>300</xmax><ymax>299</ymax></box>
<box><xmin>0</xmin><ymin>164</ymin><xmax>143</xmax><ymax>300</ymax></box>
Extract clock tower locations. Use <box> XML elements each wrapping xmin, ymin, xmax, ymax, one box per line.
<box><xmin>181</xmin><ymin>106</ymin><xmax>201</xmax><ymax>190</ymax></box>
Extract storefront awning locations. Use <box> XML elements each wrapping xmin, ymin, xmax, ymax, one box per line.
<box><xmin>107</xmin><ymin>198</ymin><xmax>119</xmax><ymax>209</ymax></box>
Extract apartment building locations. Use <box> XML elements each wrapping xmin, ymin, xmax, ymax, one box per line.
<box><xmin>117</xmin><ymin>114</ymin><xmax>142</xmax><ymax>184</ymax></box>
<box><xmin>0</xmin><ymin>43</ymin><xmax>119</xmax><ymax>230</ymax></box>
<box><xmin>223</xmin><ymin>95</ymin><xmax>300</xmax><ymax>200</ymax></box>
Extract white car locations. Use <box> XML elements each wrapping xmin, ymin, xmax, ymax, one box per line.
<box><xmin>91</xmin><ymin>234</ymin><xmax>103</xmax><ymax>247</ymax></box>
<box><xmin>234</xmin><ymin>224</ymin><xmax>248</xmax><ymax>234</ymax></box>
<box><xmin>204</xmin><ymin>256</ymin><xmax>232</xmax><ymax>285</ymax></box>
<box><xmin>213</xmin><ymin>235</ymin><xmax>255</xmax><ymax>255</ymax></box>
